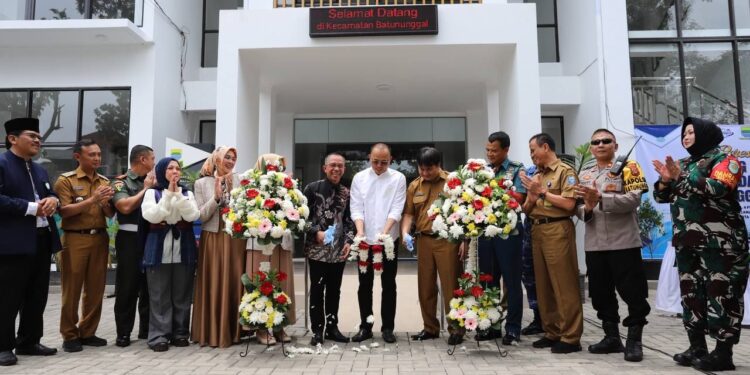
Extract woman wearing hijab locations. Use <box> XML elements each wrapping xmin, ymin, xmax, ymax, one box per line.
<box><xmin>653</xmin><ymin>117</ymin><xmax>748</xmax><ymax>371</ymax></box>
<box><xmin>191</xmin><ymin>147</ymin><xmax>247</xmax><ymax>348</ymax></box>
<box><xmin>141</xmin><ymin>157</ymin><xmax>201</xmax><ymax>352</ymax></box>
<box><xmin>245</xmin><ymin>153</ymin><xmax>297</xmax><ymax>345</ymax></box>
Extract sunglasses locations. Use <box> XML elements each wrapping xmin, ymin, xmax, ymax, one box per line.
<box><xmin>590</xmin><ymin>138</ymin><xmax>613</xmax><ymax>146</ymax></box>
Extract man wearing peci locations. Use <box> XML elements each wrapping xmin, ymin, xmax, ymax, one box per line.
<box><xmin>0</xmin><ymin>118</ymin><xmax>62</xmax><ymax>366</ymax></box>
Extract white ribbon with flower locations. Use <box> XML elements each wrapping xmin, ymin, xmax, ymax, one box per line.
<box><xmin>348</xmin><ymin>234</ymin><xmax>395</xmax><ymax>275</ymax></box>
<box><xmin>222</xmin><ymin>157</ymin><xmax>310</xmax><ymax>255</ymax></box>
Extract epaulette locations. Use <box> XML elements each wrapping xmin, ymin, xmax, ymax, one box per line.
<box><xmin>114</xmin><ymin>174</ymin><xmax>127</xmax><ymax>180</ymax></box>
<box><xmin>98</xmin><ymin>175</ymin><xmax>110</xmax><ymax>182</ymax></box>
<box><xmin>508</xmin><ymin>160</ymin><xmax>523</xmax><ymax>167</ymax></box>
<box><xmin>60</xmin><ymin>171</ymin><xmax>76</xmax><ymax>177</ymax></box>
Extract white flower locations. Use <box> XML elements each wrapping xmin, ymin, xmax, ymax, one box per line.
<box><xmin>270</xmin><ymin>226</ymin><xmax>285</xmax><ymax>238</ymax></box>
<box><xmin>484</xmin><ymin>225</ymin><xmax>501</xmax><ymax>237</ymax></box>
<box><xmin>273</xmin><ymin>311</ymin><xmax>284</xmax><ymax>325</ymax></box>
<box><xmin>464</xmin><ymin>178</ymin><xmax>476</xmax><ymax>189</ymax></box>
<box><xmin>259</xmin><ymin>261</ymin><xmax>271</xmax><ymax>273</ymax></box>
<box><xmin>463</xmin><ymin>296</ymin><xmax>477</xmax><ymax>308</ymax></box>
<box><xmin>503</xmin><ymin>179</ymin><xmax>513</xmax><ymax>188</ymax></box>
<box><xmin>449</xmin><ymin>224</ymin><xmax>464</xmax><ymax>238</ymax></box>
<box><xmin>265</xmin><ymin>306</ymin><xmax>274</xmax><ymax>314</ymax></box>
<box><xmin>487</xmin><ymin>308</ymin><xmax>501</xmax><ymax>322</ymax></box>
<box><xmin>298</xmin><ymin>205</ymin><xmax>310</xmax><ymax>218</ymax></box>
<box><xmin>478</xmin><ymin>318</ymin><xmax>491</xmax><ymax>330</ymax></box>
<box><xmin>465</xmin><ymin>310</ymin><xmax>478</xmax><ymax>321</ymax></box>
<box><xmin>297</xmin><ymin>219</ymin><xmax>306</xmax><ymax>231</ymax></box>
<box><xmin>438</xmin><ymin>230</ymin><xmax>449</xmax><ymax>238</ymax></box>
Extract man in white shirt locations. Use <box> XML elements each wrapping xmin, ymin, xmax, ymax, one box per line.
<box><xmin>348</xmin><ymin>143</ymin><xmax>406</xmax><ymax>343</ymax></box>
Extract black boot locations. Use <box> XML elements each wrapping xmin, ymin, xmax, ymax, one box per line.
<box><xmin>673</xmin><ymin>331</ymin><xmax>708</xmax><ymax>366</ymax></box>
<box><xmin>588</xmin><ymin>321</ymin><xmax>624</xmax><ymax>354</ymax></box>
<box><xmin>521</xmin><ymin>308</ymin><xmax>544</xmax><ymax>335</ymax></box>
<box><xmin>624</xmin><ymin>325</ymin><xmax>644</xmax><ymax>362</ymax></box>
<box><xmin>693</xmin><ymin>340</ymin><xmax>735</xmax><ymax>371</ymax></box>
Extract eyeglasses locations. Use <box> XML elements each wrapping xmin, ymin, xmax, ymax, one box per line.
<box><xmin>590</xmin><ymin>138</ymin><xmax>613</xmax><ymax>146</ymax></box>
<box><xmin>371</xmin><ymin>160</ymin><xmax>390</xmax><ymax>166</ymax></box>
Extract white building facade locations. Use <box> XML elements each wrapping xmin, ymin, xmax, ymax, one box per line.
<box><xmin>1</xmin><ymin>0</ymin><xmax>748</xmax><ymax>266</ymax></box>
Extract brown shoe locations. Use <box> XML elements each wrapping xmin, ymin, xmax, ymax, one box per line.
<box><xmin>256</xmin><ymin>330</ymin><xmax>276</xmax><ymax>345</ymax></box>
<box><xmin>274</xmin><ymin>329</ymin><xmax>291</xmax><ymax>343</ymax></box>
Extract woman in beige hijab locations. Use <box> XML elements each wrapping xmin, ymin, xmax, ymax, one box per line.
<box><xmin>246</xmin><ymin>153</ymin><xmax>297</xmax><ymax>345</ymax></box>
<box><xmin>191</xmin><ymin>146</ymin><xmax>247</xmax><ymax>348</ymax></box>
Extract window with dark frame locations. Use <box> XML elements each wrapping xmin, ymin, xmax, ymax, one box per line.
<box><xmin>628</xmin><ymin>0</ymin><xmax>750</xmax><ymax>125</ymax></box>
<box><xmin>199</xmin><ymin>120</ymin><xmax>216</xmax><ymax>145</ymax></box>
<box><xmin>525</xmin><ymin>0</ymin><xmax>560</xmax><ymax>63</ymax></box>
<box><xmin>31</xmin><ymin>0</ymin><xmax>141</xmax><ymax>25</ymax></box>
<box><xmin>202</xmin><ymin>0</ymin><xmax>243</xmax><ymax>68</ymax></box>
<box><xmin>1</xmin><ymin>88</ymin><xmax>132</xmax><ymax>182</ymax></box>
<box><xmin>541</xmin><ymin>116</ymin><xmax>564</xmax><ymax>154</ymax></box>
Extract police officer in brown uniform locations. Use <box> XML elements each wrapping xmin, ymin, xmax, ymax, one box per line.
<box><xmin>55</xmin><ymin>139</ymin><xmax>115</xmax><ymax>353</ymax></box>
<box><xmin>521</xmin><ymin>133</ymin><xmax>583</xmax><ymax>354</ymax></box>
<box><xmin>111</xmin><ymin>145</ymin><xmax>156</xmax><ymax>347</ymax></box>
<box><xmin>401</xmin><ymin>147</ymin><xmax>464</xmax><ymax>346</ymax></box>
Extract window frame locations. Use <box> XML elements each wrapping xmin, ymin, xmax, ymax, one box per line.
<box><xmin>28</xmin><ymin>0</ymin><xmax>143</xmax><ymax>26</ymax></box>
<box><xmin>628</xmin><ymin>0</ymin><xmax>750</xmax><ymax>124</ymax></box>
<box><xmin>541</xmin><ymin>115</ymin><xmax>564</xmax><ymax>154</ymax></box>
<box><xmin>525</xmin><ymin>0</ymin><xmax>560</xmax><ymax>63</ymax></box>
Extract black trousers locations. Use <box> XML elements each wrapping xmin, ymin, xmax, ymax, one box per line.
<box><xmin>309</xmin><ymin>259</ymin><xmax>346</xmax><ymax>334</ymax></box>
<box><xmin>586</xmin><ymin>247</ymin><xmax>651</xmax><ymax>327</ymax></box>
<box><xmin>0</xmin><ymin>229</ymin><xmax>51</xmax><ymax>351</ymax></box>
<box><xmin>358</xmin><ymin>247</ymin><xmax>398</xmax><ymax>331</ymax></box>
<box><xmin>114</xmin><ymin>231</ymin><xmax>149</xmax><ymax>337</ymax></box>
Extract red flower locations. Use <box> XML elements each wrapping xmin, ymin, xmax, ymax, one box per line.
<box><xmin>508</xmin><ymin>200</ymin><xmax>519</xmax><ymax>210</ymax></box>
<box><xmin>358</xmin><ymin>242</ymin><xmax>370</xmax><ymax>250</ymax></box>
<box><xmin>266</xmin><ymin>165</ymin><xmax>278</xmax><ymax>172</ymax></box>
<box><xmin>479</xmin><ymin>274</ymin><xmax>493</xmax><ymax>283</ymax></box>
<box><xmin>373</xmin><ymin>263</ymin><xmax>383</xmax><ymax>271</ymax></box>
<box><xmin>240</xmin><ymin>179</ymin><xmax>250</xmax><ymax>186</ymax></box>
<box><xmin>453</xmin><ymin>288</ymin><xmax>465</xmax><ymax>297</ymax></box>
<box><xmin>275</xmin><ymin>294</ymin><xmax>288</xmax><ymax>304</ymax></box>
<box><xmin>257</xmin><ymin>271</ymin><xmax>267</xmax><ymax>282</ymax></box>
<box><xmin>370</xmin><ymin>245</ymin><xmax>384</xmax><ymax>253</ymax></box>
<box><xmin>509</xmin><ymin>190</ymin><xmax>523</xmax><ymax>201</ymax></box>
<box><xmin>447</xmin><ymin>178</ymin><xmax>462</xmax><ymax>190</ymax></box>
<box><xmin>461</xmin><ymin>272</ymin><xmax>473</xmax><ymax>280</ymax></box>
<box><xmin>471</xmin><ymin>285</ymin><xmax>484</xmax><ymax>298</ymax></box>
<box><xmin>246</xmin><ymin>189</ymin><xmax>259</xmax><ymax>199</ymax></box>
<box><xmin>221</xmin><ymin>206</ymin><xmax>230</xmax><ymax>215</ymax></box>
<box><xmin>263</xmin><ymin>199</ymin><xmax>276</xmax><ymax>209</ymax></box>
<box><xmin>276</xmin><ymin>272</ymin><xmax>288</xmax><ymax>282</ymax></box>
<box><xmin>260</xmin><ymin>281</ymin><xmax>274</xmax><ymax>296</ymax></box>
<box><xmin>232</xmin><ymin>222</ymin><xmax>243</xmax><ymax>233</ymax></box>
<box><xmin>283</xmin><ymin>178</ymin><xmax>293</xmax><ymax>189</ymax></box>
<box><xmin>481</xmin><ymin>186</ymin><xmax>493</xmax><ymax>198</ymax></box>
<box><xmin>358</xmin><ymin>261</ymin><xmax>369</xmax><ymax>267</ymax></box>
<box><xmin>472</xmin><ymin>200</ymin><xmax>484</xmax><ymax>210</ymax></box>
<box><xmin>468</xmin><ymin>162</ymin><xmax>482</xmax><ymax>171</ymax></box>
<box><xmin>497</xmin><ymin>178</ymin><xmax>506</xmax><ymax>188</ymax></box>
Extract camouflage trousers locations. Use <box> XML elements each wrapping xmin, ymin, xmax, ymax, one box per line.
<box><xmin>521</xmin><ymin>218</ymin><xmax>538</xmax><ymax>310</ymax></box>
<box><xmin>676</xmin><ymin>246</ymin><xmax>749</xmax><ymax>344</ymax></box>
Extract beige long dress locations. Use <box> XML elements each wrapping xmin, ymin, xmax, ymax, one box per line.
<box><xmin>245</xmin><ymin>239</ymin><xmax>297</xmax><ymax>325</ymax></box>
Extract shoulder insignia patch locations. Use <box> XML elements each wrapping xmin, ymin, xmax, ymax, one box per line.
<box><xmin>61</xmin><ymin>171</ymin><xmax>76</xmax><ymax>177</ymax></box>
<box><xmin>112</xmin><ymin>180</ymin><xmax>125</xmax><ymax>192</ymax></box>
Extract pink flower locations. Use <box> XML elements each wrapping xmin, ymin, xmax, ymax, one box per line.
<box><xmin>259</xmin><ymin>219</ymin><xmax>273</xmax><ymax>234</ymax></box>
<box><xmin>286</xmin><ymin>209</ymin><xmax>300</xmax><ymax>221</ymax></box>
<box><xmin>465</xmin><ymin>318</ymin><xmax>478</xmax><ymax>331</ymax></box>
<box><xmin>473</xmin><ymin>211</ymin><xmax>485</xmax><ymax>223</ymax></box>
<box><xmin>456</xmin><ymin>308</ymin><xmax>467</xmax><ymax>319</ymax></box>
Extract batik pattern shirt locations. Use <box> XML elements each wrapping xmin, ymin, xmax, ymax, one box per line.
<box><xmin>303</xmin><ymin>179</ymin><xmax>355</xmax><ymax>263</ymax></box>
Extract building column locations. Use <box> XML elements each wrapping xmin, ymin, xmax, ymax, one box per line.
<box><xmin>258</xmin><ymin>84</ymin><xmax>273</xmax><ymax>156</ymax></box>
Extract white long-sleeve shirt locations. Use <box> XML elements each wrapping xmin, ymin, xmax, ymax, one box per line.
<box><xmin>142</xmin><ymin>188</ymin><xmax>200</xmax><ymax>264</ymax></box>
<box><xmin>349</xmin><ymin>167</ymin><xmax>406</xmax><ymax>242</ymax></box>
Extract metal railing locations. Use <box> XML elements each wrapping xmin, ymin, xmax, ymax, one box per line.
<box><xmin>275</xmin><ymin>0</ymin><xmax>481</xmax><ymax>8</ymax></box>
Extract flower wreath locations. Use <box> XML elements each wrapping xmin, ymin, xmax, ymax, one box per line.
<box><xmin>349</xmin><ymin>234</ymin><xmax>395</xmax><ymax>275</ymax></box>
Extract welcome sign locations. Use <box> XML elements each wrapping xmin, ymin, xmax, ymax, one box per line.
<box><xmin>310</xmin><ymin>5</ymin><xmax>438</xmax><ymax>37</ymax></box>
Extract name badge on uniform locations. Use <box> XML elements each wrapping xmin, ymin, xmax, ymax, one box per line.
<box><xmin>567</xmin><ymin>176</ymin><xmax>576</xmax><ymax>185</ymax></box>
<box><xmin>75</xmin><ymin>197</ymin><xmax>84</xmax><ymax>203</ymax></box>
<box><xmin>73</xmin><ymin>186</ymin><xmax>84</xmax><ymax>191</ymax></box>
<box><xmin>45</xmin><ymin>182</ymin><xmax>50</xmax><ymax>190</ymax></box>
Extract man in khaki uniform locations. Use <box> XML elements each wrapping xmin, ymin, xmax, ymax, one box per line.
<box><xmin>401</xmin><ymin>147</ymin><xmax>463</xmax><ymax>345</ymax></box>
<box><xmin>521</xmin><ymin>133</ymin><xmax>583</xmax><ymax>354</ymax></box>
<box><xmin>55</xmin><ymin>139</ymin><xmax>115</xmax><ymax>353</ymax></box>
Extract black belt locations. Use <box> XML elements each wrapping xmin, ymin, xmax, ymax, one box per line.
<box><xmin>36</xmin><ymin>227</ymin><xmax>51</xmax><ymax>235</ymax></box>
<box><xmin>415</xmin><ymin>232</ymin><xmax>440</xmax><ymax>238</ymax></box>
<box><xmin>531</xmin><ymin>217</ymin><xmax>570</xmax><ymax>225</ymax></box>
<box><xmin>64</xmin><ymin>228</ymin><xmax>107</xmax><ymax>235</ymax></box>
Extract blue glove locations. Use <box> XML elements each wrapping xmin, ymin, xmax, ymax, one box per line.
<box><xmin>323</xmin><ymin>224</ymin><xmax>337</xmax><ymax>245</ymax></box>
<box><xmin>404</xmin><ymin>233</ymin><xmax>414</xmax><ymax>252</ymax></box>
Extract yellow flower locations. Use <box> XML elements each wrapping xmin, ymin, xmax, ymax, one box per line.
<box><xmin>262</xmin><ymin>211</ymin><xmax>272</xmax><ymax>218</ymax></box>
<box><xmin>255</xmin><ymin>196</ymin><xmax>262</xmax><ymax>205</ymax></box>
<box><xmin>279</xmin><ymin>220</ymin><xmax>288</xmax><ymax>229</ymax></box>
<box><xmin>467</xmin><ymin>223</ymin><xmax>476</xmax><ymax>232</ymax></box>
<box><xmin>266</xmin><ymin>312</ymin><xmax>275</xmax><ymax>328</ymax></box>
<box><xmin>490</xmin><ymin>180</ymin><xmax>498</xmax><ymax>188</ymax></box>
<box><xmin>452</xmin><ymin>204</ymin><xmax>460</xmax><ymax>213</ymax></box>
<box><xmin>503</xmin><ymin>224</ymin><xmax>513</xmax><ymax>234</ymax></box>
<box><xmin>467</xmin><ymin>207</ymin><xmax>475</xmax><ymax>215</ymax></box>
<box><xmin>481</xmin><ymin>197</ymin><xmax>490</xmax><ymax>207</ymax></box>
<box><xmin>502</xmin><ymin>194</ymin><xmax>510</xmax><ymax>202</ymax></box>
<box><xmin>228</xmin><ymin>212</ymin><xmax>236</xmax><ymax>222</ymax></box>
<box><xmin>249</xmin><ymin>291</ymin><xmax>260</xmax><ymax>300</ymax></box>
<box><xmin>461</xmin><ymin>192</ymin><xmax>471</xmax><ymax>202</ymax></box>
<box><xmin>470</xmin><ymin>230</ymin><xmax>479</xmax><ymax>237</ymax></box>
<box><xmin>248</xmin><ymin>218</ymin><xmax>261</xmax><ymax>228</ymax></box>
<box><xmin>487</xmin><ymin>214</ymin><xmax>497</xmax><ymax>224</ymax></box>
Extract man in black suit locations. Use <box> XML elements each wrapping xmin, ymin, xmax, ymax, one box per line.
<box><xmin>0</xmin><ymin>118</ymin><xmax>62</xmax><ymax>366</ymax></box>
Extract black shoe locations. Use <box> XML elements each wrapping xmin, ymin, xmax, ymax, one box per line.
<box><xmin>411</xmin><ymin>330</ymin><xmax>439</xmax><ymax>341</ymax></box>
<box><xmin>624</xmin><ymin>325</ymin><xmax>644</xmax><ymax>362</ymax></box>
<box><xmin>310</xmin><ymin>333</ymin><xmax>324</xmax><ymax>346</ymax></box>
<box><xmin>521</xmin><ymin>320</ymin><xmax>544</xmax><ymax>335</ymax></box>
<box><xmin>171</xmin><ymin>338</ymin><xmax>189</xmax><ymax>347</ymax></box>
<box><xmin>551</xmin><ymin>341</ymin><xmax>582</xmax><ymax>354</ymax></box>
<box><xmin>588</xmin><ymin>322</ymin><xmax>624</xmax><ymax>354</ymax></box>
<box><xmin>137</xmin><ymin>331</ymin><xmax>148</xmax><ymax>340</ymax></box>
<box><xmin>351</xmin><ymin>328</ymin><xmax>373</xmax><ymax>342</ymax></box>
<box><xmin>80</xmin><ymin>336</ymin><xmax>107</xmax><ymax>347</ymax></box>
<box><xmin>0</xmin><ymin>351</ymin><xmax>17</xmax><ymax>366</ymax></box>
<box><xmin>447</xmin><ymin>334</ymin><xmax>464</xmax><ymax>346</ymax></box>
<box><xmin>115</xmin><ymin>336</ymin><xmax>131</xmax><ymax>348</ymax></box>
<box><xmin>501</xmin><ymin>333</ymin><xmax>520</xmax><ymax>346</ymax></box>
<box><xmin>62</xmin><ymin>339</ymin><xmax>83</xmax><ymax>353</ymax></box>
<box><xmin>673</xmin><ymin>331</ymin><xmax>708</xmax><ymax>366</ymax></box>
<box><xmin>476</xmin><ymin>328</ymin><xmax>502</xmax><ymax>341</ymax></box>
<box><xmin>382</xmin><ymin>330</ymin><xmax>396</xmax><ymax>343</ymax></box>
<box><xmin>693</xmin><ymin>341</ymin><xmax>735</xmax><ymax>371</ymax></box>
<box><xmin>324</xmin><ymin>327</ymin><xmax>350</xmax><ymax>343</ymax></box>
<box><xmin>15</xmin><ymin>343</ymin><xmax>57</xmax><ymax>356</ymax></box>
<box><xmin>150</xmin><ymin>342</ymin><xmax>169</xmax><ymax>352</ymax></box>
<box><xmin>532</xmin><ymin>337</ymin><xmax>558</xmax><ymax>348</ymax></box>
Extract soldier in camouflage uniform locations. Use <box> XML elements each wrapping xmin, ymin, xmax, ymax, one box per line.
<box><xmin>653</xmin><ymin>117</ymin><xmax>748</xmax><ymax>372</ymax></box>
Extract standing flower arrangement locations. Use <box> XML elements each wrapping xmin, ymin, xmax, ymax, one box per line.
<box><xmin>447</xmin><ymin>269</ymin><xmax>505</xmax><ymax>333</ymax></box>
<box><xmin>222</xmin><ymin>157</ymin><xmax>310</xmax><ymax>253</ymax></box>
<box><xmin>348</xmin><ymin>234</ymin><xmax>395</xmax><ymax>275</ymax></box>
<box><xmin>429</xmin><ymin>159</ymin><xmax>523</xmax><ymax>241</ymax></box>
<box><xmin>238</xmin><ymin>261</ymin><xmax>292</xmax><ymax>331</ymax></box>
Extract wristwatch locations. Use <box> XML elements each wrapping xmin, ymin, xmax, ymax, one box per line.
<box><xmin>539</xmin><ymin>191</ymin><xmax>546</xmax><ymax>201</ymax></box>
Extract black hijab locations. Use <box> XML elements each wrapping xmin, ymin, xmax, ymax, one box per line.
<box><xmin>682</xmin><ymin>117</ymin><xmax>723</xmax><ymax>159</ymax></box>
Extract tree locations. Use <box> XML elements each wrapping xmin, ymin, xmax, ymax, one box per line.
<box><xmin>93</xmin><ymin>90</ymin><xmax>131</xmax><ymax>149</ymax></box>
<box><xmin>638</xmin><ymin>198</ymin><xmax>665</xmax><ymax>258</ymax></box>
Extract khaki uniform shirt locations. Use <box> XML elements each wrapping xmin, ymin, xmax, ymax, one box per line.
<box><xmin>111</xmin><ymin>169</ymin><xmax>145</xmax><ymax>225</ymax></box>
<box><xmin>404</xmin><ymin>170</ymin><xmax>448</xmax><ymax>234</ymax></box>
<box><xmin>577</xmin><ymin>160</ymin><xmax>648</xmax><ymax>251</ymax></box>
<box><xmin>529</xmin><ymin>158</ymin><xmax>578</xmax><ymax>219</ymax></box>
<box><xmin>55</xmin><ymin>167</ymin><xmax>110</xmax><ymax>230</ymax></box>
